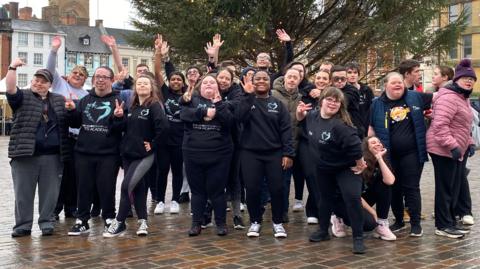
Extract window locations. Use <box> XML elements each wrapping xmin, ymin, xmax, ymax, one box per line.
<box><xmin>18</xmin><ymin>32</ymin><xmax>28</xmax><ymax>46</ymax></box>
<box><xmin>449</xmin><ymin>45</ymin><xmax>458</xmax><ymax>59</ymax></box>
<box><xmin>34</xmin><ymin>33</ymin><xmax>43</xmax><ymax>48</ymax></box>
<box><xmin>84</xmin><ymin>53</ymin><xmax>93</xmax><ymax>70</ymax></box>
<box><xmin>18</xmin><ymin>52</ymin><xmax>28</xmax><ymax>64</ymax></box>
<box><xmin>83</xmin><ymin>38</ymin><xmax>90</xmax><ymax>46</ymax></box>
<box><xmin>463</xmin><ymin>35</ymin><xmax>472</xmax><ymax>58</ymax></box>
<box><xmin>34</xmin><ymin>53</ymin><xmax>43</xmax><ymax>65</ymax></box>
<box><xmin>122</xmin><ymin>57</ymin><xmax>129</xmax><ymax>70</ymax></box>
<box><xmin>449</xmin><ymin>4</ymin><xmax>459</xmax><ymax>23</ymax></box>
<box><xmin>141</xmin><ymin>59</ymin><xmax>148</xmax><ymax>65</ymax></box>
<box><xmin>67</xmin><ymin>53</ymin><xmax>77</xmax><ymax>68</ymax></box>
<box><xmin>100</xmin><ymin>55</ymin><xmax>108</xmax><ymax>66</ymax></box>
<box><xmin>18</xmin><ymin>74</ymin><xmax>28</xmax><ymax>87</ymax></box>
<box><xmin>464</xmin><ymin>2</ymin><xmax>472</xmax><ymax>26</ymax></box>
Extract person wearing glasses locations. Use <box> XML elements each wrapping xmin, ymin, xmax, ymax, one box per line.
<box><xmin>48</xmin><ymin>36</ymin><xmax>89</xmax><ymax>220</ymax></box>
<box><xmin>66</xmin><ymin>66</ymin><xmax>124</xmax><ymax>236</ymax></box>
<box><xmin>369</xmin><ymin>72</ymin><xmax>432</xmax><ymax>237</ymax></box>
<box><xmin>297</xmin><ymin>87</ymin><xmax>367</xmax><ymax>254</ymax></box>
<box><xmin>6</xmin><ymin>59</ymin><xmax>70</xmax><ymax>237</ymax></box>
<box><xmin>427</xmin><ymin>59</ymin><xmax>476</xmax><ymax>238</ymax></box>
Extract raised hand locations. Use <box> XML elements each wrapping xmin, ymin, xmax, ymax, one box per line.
<box><xmin>11</xmin><ymin>58</ymin><xmax>26</xmax><ymax>69</ymax></box>
<box><xmin>65</xmin><ymin>93</ymin><xmax>76</xmax><ymax>111</ymax></box>
<box><xmin>160</xmin><ymin>41</ymin><xmax>170</xmax><ymax>58</ymax></box>
<box><xmin>309</xmin><ymin>89</ymin><xmax>322</xmax><ymax>99</ymax></box>
<box><xmin>204</xmin><ymin>42</ymin><xmax>216</xmax><ymax>58</ymax></box>
<box><xmin>154</xmin><ymin>34</ymin><xmax>163</xmax><ymax>51</ymax></box>
<box><xmin>276</xmin><ymin>29</ymin><xmax>291</xmax><ymax>42</ymax></box>
<box><xmin>144</xmin><ymin>141</ymin><xmax>151</xmax><ymax>152</ymax></box>
<box><xmin>241</xmin><ymin>76</ymin><xmax>255</xmax><ymax>94</ymax></box>
<box><xmin>51</xmin><ymin>36</ymin><xmax>62</xmax><ymax>51</ymax></box>
<box><xmin>375</xmin><ymin>148</ymin><xmax>387</xmax><ymax>160</ymax></box>
<box><xmin>212</xmin><ymin>33</ymin><xmax>224</xmax><ymax>49</ymax></box>
<box><xmin>114</xmin><ymin>99</ymin><xmax>124</xmax><ymax>118</ymax></box>
<box><xmin>115</xmin><ymin>68</ymin><xmax>129</xmax><ymax>82</ymax></box>
<box><xmin>296</xmin><ymin>101</ymin><xmax>312</xmax><ymax>114</ymax></box>
<box><xmin>101</xmin><ymin>35</ymin><xmax>117</xmax><ymax>47</ymax></box>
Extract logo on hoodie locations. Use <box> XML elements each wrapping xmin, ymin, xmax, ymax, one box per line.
<box><xmin>267</xmin><ymin>102</ymin><xmax>279</xmax><ymax>113</ymax></box>
<box><xmin>84</xmin><ymin>101</ymin><xmax>112</xmax><ymax>123</ymax></box>
<box><xmin>319</xmin><ymin>131</ymin><xmax>331</xmax><ymax>144</ymax></box>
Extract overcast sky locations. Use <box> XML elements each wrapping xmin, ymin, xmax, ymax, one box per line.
<box><xmin>1</xmin><ymin>0</ymin><xmax>136</xmax><ymax>29</ymax></box>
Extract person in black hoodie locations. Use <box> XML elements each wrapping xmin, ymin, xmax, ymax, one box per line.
<box><xmin>236</xmin><ymin>70</ymin><xmax>294</xmax><ymax>238</ymax></box>
<box><xmin>66</xmin><ymin>66</ymin><xmax>124</xmax><ymax>236</ymax></box>
<box><xmin>297</xmin><ymin>87</ymin><xmax>367</xmax><ymax>254</ymax></box>
<box><xmin>331</xmin><ymin>65</ymin><xmax>365</xmax><ymax>138</ymax></box>
<box><xmin>180</xmin><ymin>74</ymin><xmax>234</xmax><ymax>236</ymax></box>
<box><xmin>346</xmin><ymin>62</ymin><xmax>375</xmax><ymax>138</ymax></box>
<box><xmin>103</xmin><ymin>74</ymin><xmax>168</xmax><ymax>237</ymax></box>
<box><xmin>152</xmin><ymin>36</ymin><xmax>186</xmax><ymax>214</ymax></box>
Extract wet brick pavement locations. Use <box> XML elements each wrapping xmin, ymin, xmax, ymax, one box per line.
<box><xmin>0</xmin><ymin>136</ymin><xmax>479</xmax><ymax>268</ymax></box>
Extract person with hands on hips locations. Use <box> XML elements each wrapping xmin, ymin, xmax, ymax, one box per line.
<box><xmin>426</xmin><ymin>59</ymin><xmax>477</xmax><ymax>239</ymax></box>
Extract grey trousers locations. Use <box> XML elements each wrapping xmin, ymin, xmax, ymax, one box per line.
<box><xmin>11</xmin><ymin>154</ymin><xmax>63</xmax><ymax>231</ymax></box>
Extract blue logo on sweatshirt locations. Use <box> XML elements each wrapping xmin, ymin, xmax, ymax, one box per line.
<box><xmin>84</xmin><ymin>101</ymin><xmax>112</xmax><ymax>123</ymax></box>
<box><xmin>267</xmin><ymin>102</ymin><xmax>278</xmax><ymax>113</ymax></box>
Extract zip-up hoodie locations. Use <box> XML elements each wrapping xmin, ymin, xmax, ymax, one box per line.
<box><xmin>67</xmin><ymin>90</ymin><xmax>124</xmax><ymax>155</ymax></box>
<box><xmin>272</xmin><ymin>76</ymin><xmax>301</xmax><ymax>150</ymax></box>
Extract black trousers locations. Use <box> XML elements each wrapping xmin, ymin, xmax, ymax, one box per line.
<box><xmin>55</xmin><ymin>137</ymin><xmax>77</xmax><ymax>215</ymax></box>
<box><xmin>157</xmin><ymin>145</ymin><xmax>184</xmax><ymax>202</ymax></box>
<box><xmin>184</xmin><ymin>149</ymin><xmax>232</xmax><ymax>225</ymax></box>
<box><xmin>455</xmin><ymin>153</ymin><xmax>472</xmax><ymax>217</ymax></box>
<box><xmin>430</xmin><ymin>153</ymin><xmax>463</xmax><ymax>229</ymax></box>
<box><xmin>117</xmin><ymin>155</ymin><xmax>154</xmax><ymax>221</ymax></box>
<box><xmin>75</xmin><ymin>152</ymin><xmax>119</xmax><ymax>222</ymax></box>
<box><xmin>335</xmin><ymin>200</ymin><xmax>377</xmax><ymax>232</ymax></box>
<box><xmin>241</xmin><ymin>149</ymin><xmax>285</xmax><ymax>224</ymax></box>
<box><xmin>317</xmin><ymin>168</ymin><xmax>364</xmax><ymax>238</ymax></box>
<box><xmin>298</xmin><ymin>139</ymin><xmax>319</xmax><ymax>218</ymax></box>
<box><xmin>390</xmin><ymin>151</ymin><xmax>424</xmax><ymax>226</ymax></box>
<box><xmin>292</xmin><ymin>154</ymin><xmax>305</xmax><ymax>201</ymax></box>
<box><xmin>362</xmin><ymin>179</ymin><xmax>391</xmax><ymax>220</ymax></box>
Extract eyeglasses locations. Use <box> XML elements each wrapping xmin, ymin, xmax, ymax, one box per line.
<box><xmin>94</xmin><ymin>75</ymin><xmax>112</xmax><ymax>81</ymax></box>
<box><xmin>324</xmin><ymin>97</ymin><xmax>340</xmax><ymax>104</ymax></box>
<box><xmin>257</xmin><ymin>55</ymin><xmax>271</xmax><ymax>61</ymax></box>
<box><xmin>459</xmin><ymin>77</ymin><xmax>476</xmax><ymax>82</ymax></box>
<box><xmin>332</xmin><ymin>76</ymin><xmax>346</xmax><ymax>82</ymax></box>
<box><xmin>187</xmin><ymin>70</ymin><xmax>199</xmax><ymax>75</ymax></box>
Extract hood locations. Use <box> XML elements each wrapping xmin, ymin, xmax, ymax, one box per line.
<box><xmin>272</xmin><ymin>76</ymin><xmax>299</xmax><ymax>97</ymax></box>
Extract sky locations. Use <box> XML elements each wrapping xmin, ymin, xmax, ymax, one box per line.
<box><xmin>1</xmin><ymin>0</ymin><xmax>136</xmax><ymax>30</ymax></box>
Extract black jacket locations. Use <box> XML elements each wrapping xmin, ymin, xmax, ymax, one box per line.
<box><xmin>341</xmin><ymin>84</ymin><xmax>365</xmax><ymax>138</ymax></box>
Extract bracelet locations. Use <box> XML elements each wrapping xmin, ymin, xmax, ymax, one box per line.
<box><xmin>8</xmin><ymin>66</ymin><xmax>17</xmax><ymax>71</ymax></box>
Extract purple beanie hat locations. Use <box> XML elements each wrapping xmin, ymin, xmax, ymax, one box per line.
<box><xmin>453</xmin><ymin>59</ymin><xmax>477</xmax><ymax>82</ymax></box>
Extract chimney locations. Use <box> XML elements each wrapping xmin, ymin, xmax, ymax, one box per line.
<box><xmin>95</xmin><ymin>19</ymin><xmax>103</xmax><ymax>27</ymax></box>
<box><xmin>18</xmin><ymin>7</ymin><xmax>32</xmax><ymax>20</ymax></box>
<box><xmin>8</xmin><ymin>2</ymin><xmax>18</xmax><ymax>19</ymax></box>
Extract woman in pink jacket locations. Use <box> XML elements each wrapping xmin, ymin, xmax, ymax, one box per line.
<box><xmin>426</xmin><ymin>59</ymin><xmax>476</xmax><ymax>239</ymax></box>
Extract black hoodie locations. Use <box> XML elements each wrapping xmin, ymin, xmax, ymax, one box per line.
<box><xmin>161</xmin><ymin>84</ymin><xmax>184</xmax><ymax>146</ymax></box>
<box><xmin>341</xmin><ymin>83</ymin><xmax>365</xmax><ymax>138</ymax></box>
<box><xmin>68</xmin><ymin>90</ymin><xmax>124</xmax><ymax>155</ymax></box>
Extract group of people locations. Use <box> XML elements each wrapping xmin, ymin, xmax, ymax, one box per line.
<box><xmin>5</xmin><ymin>29</ymin><xmax>477</xmax><ymax>255</ymax></box>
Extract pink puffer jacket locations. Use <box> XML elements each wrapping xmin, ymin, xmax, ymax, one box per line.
<box><xmin>426</xmin><ymin>87</ymin><xmax>474</xmax><ymax>160</ymax></box>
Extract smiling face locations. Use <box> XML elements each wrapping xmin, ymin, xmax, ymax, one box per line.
<box><xmin>135</xmin><ymin>77</ymin><xmax>153</xmax><ymax>98</ymax></box>
<box><xmin>217</xmin><ymin>70</ymin><xmax>233</xmax><ymax>91</ymax></box>
<box><xmin>314</xmin><ymin>71</ymin><xmax>330</xmax><ymax>90</ymax></box>
<box><xmin>320</xmin><ymin>96</ymin><xmax>341</xmax><ymax>117</ymax></box>
<box><xmin>186</xmin><ymin>68</ymin><xmax>201</xmax><ymax>84</ymax></box>
<box><xmin>169</xmin><ymin>74</ymin><xmax>184</xmax><ymax>92</ymax></box>
<box><xmin>93</xmin><ymin>67</ymin><xmax>114</xmax><ymax>93</ymax></box>
<box><xmin>68</xmin><ymin>67</ymin><xmax>87</xmax><ymax>88</ymax></box>
<box><xmin>253</xmin><ymin>71</ymin><xmax>271</xmax><ymax>94</ymax></box>
<box><xmin>256</xmin><ymin>53</ymin><xmax>271</xmax><ymax>69</ymax></box>
<box><xmin>31</xmin><ymin>76</ymin><xmax>52</xmax><ymax>96</ymax></box>
<box><xmin>367</xmin><ymin>136</ymin><xmax>385</xmax><ymax>156</ymax></box>
<box><xmin>199</xmin><ymin>75</ymin><xmax>219</xmax><ymax>99</ymax></box>
<box><xmin>385</xmin><ymin>74</ymin><xmax>405</xmax><ymax>100</ymax></box>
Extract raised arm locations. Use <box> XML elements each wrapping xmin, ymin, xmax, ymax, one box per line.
<box><xmin>204</xmin><ymin>33</ymin><xmax>224</xmax><ymax>69</ymax></box>
<box><xmin>276</xmin><ymin>29</ymin><xmax>293</xmax><ymax>70</ymax></box>
<box><xmin>6</xmin><ymin>58</ymin><xmax>25</xmax><ymax>95</ymax></box>
<box><xmin>154</xmin><ymin>34</ymin><xmax>169</xmax><ymax>88</ymax></box>
<box><xmin>101</xmin><ymin>35</ymin><xmax>123</xmax><ymax>73</ymax></box>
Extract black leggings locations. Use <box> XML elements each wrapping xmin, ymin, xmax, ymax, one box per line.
<box><xmin>75</xmin><ymin>152</ymin><xmax>120</xmax><ymax>222</ymax></box>
<box><xmin>335</xmin><ymin>200</ymin><xmax>377</xmax><ymax>232</ymax></box>
<box><xmin>317</xmin><ymin>168</ymin><xmax>364</xmax><ymax>238</ymax></box>
<box><xmin>298</xmin><ymin>139</ymin><xmax>319</xmax><ymax>218</ymax></box>
<box><xmin>55</xmin><ymin>137</ymin><xmax>77</xmax><ymax>215</ymax></box>
<box><xmin>455</xmin><ymin>153</ymin><xmax>472</xmax><ymax>217</ymax></box>
<box><xmin>241</xmin><ymin>149</ymin><xmax>284</xmax><ymax>224</ymax></box>
<box><xmin>184</xmin><ymin>150</ymin><xmax>232</xmax><ymax>225</ymax></box>
<box><xmin>292</xmin><ymin>154</ymin><xmax>305</xmax><ymax>201</ymax></box>
<box><xmin>116</xmin><ymin>154</ymin><xmax>155</xmax><ymax>221</ymax></box>
<box><xmin>390</xmin><ymin>151</ymin><xmax>424</xmax><ymax>225</ymax></box>
<box><xmin>156</xmin><ymin>145</ymin><xmax>184</xmax><ymax>202</ymax></box>
<box><xmin>362</xmin><ymin>179</ymin><xmax>391</xmax><ymax>220</ymax></box>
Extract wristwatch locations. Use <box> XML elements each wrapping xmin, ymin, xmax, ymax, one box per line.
<box><xmin>8</xmin><ymin>66</ymin><xmax>17</xmax><ymax>71</ymax></box>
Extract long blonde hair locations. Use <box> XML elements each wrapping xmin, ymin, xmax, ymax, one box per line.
<box><xmin>318</xmin><ymin>86</ymin><xmax>353</xmax><ymax>127</ymax></box>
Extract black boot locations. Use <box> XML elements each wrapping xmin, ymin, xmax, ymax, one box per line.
<box><xmin>188</xmin><ymin>223</ymin><xmax>202</xmax><ymax>236</ymax></box>
<box><xmin>352</xmin><ymin>237</ymin><xmax>366</xmax><ymax>254</ymax></box>
<box><xmin>309</xmin><ymin>229</ymin><xmax>330</xmax><ymax>242</ymax></box>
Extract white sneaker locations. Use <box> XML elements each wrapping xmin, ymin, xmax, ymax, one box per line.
<box><xmin>136</xmin><ymin>219</ymin><xmax>148</xmax><ymax>236</ymax></box>
<box><xmin>462</xmin><ymin>215</ymin><xmax>474</xmax><ymax>225</ymax></box>
<box><xmin>292</xmin><ymin>199</ymin><xmax>304</xmax><ymax>212</ymax></box>
<box><xmin>374</xmin><ymin>220</ymin><xmax>397</xmax><ymax>241</ymax></box>
<box><xmin>307</xmin><ymin>217</ymin><xmax>319</xmax><ymax>224</ymax></box>
<box><xmin>330</xmin><ymin>214</ymin><xmax>347</xmax><ymax>238</ymax></box>
<box><xmin>240</xmin><ymin>203</ymin><xmax>246</xmax><ymax>212</ymax></box>
<box><xmin>154</xmin><ymin>201</ymin><xmax>165</xmax><ymax>214</ymax></box>
<box><xmin>170</xmin><ymin>201</ymin><xmax>180</xmax><ymax>214</ymax></box>
<box><xmin>273</xmin><ymin>223</ymin><xmax>287</xmax><ymax>238</ymax></box>
<box><xmin>247</xmin><ymin>222</ymin><xmax>261</xmax><ymax>237</ymax></box>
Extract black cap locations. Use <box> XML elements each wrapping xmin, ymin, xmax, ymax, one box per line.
<box><xmin>34</xmin><ymin>69</ymin><xmax>53</xmax><ymax>83</ymax></box>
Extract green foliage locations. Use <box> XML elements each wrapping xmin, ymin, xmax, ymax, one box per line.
<box><xmin>128</xmin><ymin>0</ymin><xmax>467</xmax><ymax>74</ymax></box>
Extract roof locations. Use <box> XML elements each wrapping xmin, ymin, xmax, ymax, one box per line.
<box><xmin>104</xmin><ymin>27</ymin><xmax>139</xmax><ymax>47</ymax></box>
<box><xmin>55</xmin><ymin>25</ymin><xmax>111</xmax><ymax>54</ymax></box>
<box><xmin>12</xmin><ymin>19</ymin><xmax>61</xmax><ymax>34</ymax></box>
